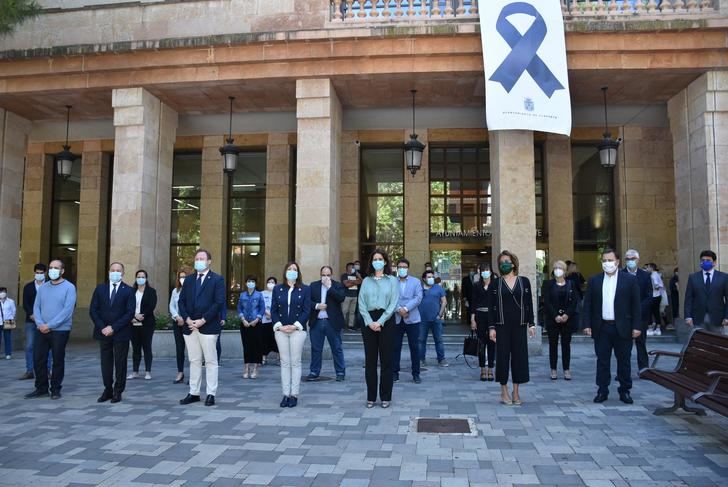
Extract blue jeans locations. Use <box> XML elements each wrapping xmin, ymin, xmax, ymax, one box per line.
<box><xmin>419</xmin><ymin>319</ymin><xmax>445</xmax><ymax>363</ymax></box>
<box><xmin>394</xmin><ymin>322</ymin><xmax>421</xmax><ymax>377</ymax></box>
<box><xmin>25</xmin><ymin>322</ymin><xmax>51</xmax><ymax>373</ymax></box>
<box><xmin>0</xmin><ymin>329</ymin><xmax>11</xmax><ymax>356</ymax></box>
<box><xmin>309</xmin><ymin>319</ymin><xmax>345</xmax><ymax>377</ymax></box>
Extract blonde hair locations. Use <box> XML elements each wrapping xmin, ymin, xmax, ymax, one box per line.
<box><xmin>552</xmin><ymin>260</ymin><xmax>567</xmax><ymax>272</ymax></box>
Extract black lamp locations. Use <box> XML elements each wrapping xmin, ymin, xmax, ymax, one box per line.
<box><xmin>404</xmin><ymin>89</ymin><xmax>425</xmax><ymax>176</ymax></box>
<box><xmin>219</xmin><ymin>96</ymin><xmax>240</xmax><ymax>173</ymax></box>
<box><xmin>598</xmin><ymin>86</ymin><xmax>620</xmax><ymax>169</ymax></box>
<box><xmin>55</xmin><ymin>105</ymin><xmax>76</xmax><ymax>179</ymax></box>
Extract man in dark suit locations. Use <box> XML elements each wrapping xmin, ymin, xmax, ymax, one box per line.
<box><xmin>582</xmin><ymin>248</ymin><xmax>642</xmax><ymax>404</ymax></box>
<box><xmin>178</xmin><ymin>249</ymin><xmax>225</xmax><ymax>407</ymax></box>
<box><xmin>621</xmin><ymin>249</ymin><xmax>653</xmax><ymax>370</ymax></box>
<box><xmin>19</xmin><ymin>263</ymin><xmax>47</xmax><ymax>380</ymax></box>
<box><xmin>306</xmin><ymin>266</ymin><xmax>347</xmax><ymax>382</ymax></box>
<box><xmin>89</xmin><ymin>262</ymin><xmax>135</xmax><ymax>403</ymax></box>
<box><xmin>684</xmin><ymin>250</ymin><xmax>728</xmax><ymax>335</ymax></box>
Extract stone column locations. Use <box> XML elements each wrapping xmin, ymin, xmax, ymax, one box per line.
<box><xmin>75</xmin><ymin>142</ymin><xmax>112</xmax><ymax>337</ymax></box>
<box><xmin>265</xmin><ymin>133</ymin><xmax>293</xmax><ymax>277</ymax></box>
<box><xmin>490</xmin><ymin>129</ymin><xmax>541</xmax><ymax>354</ymax></box>
<box><xmin>0</xmin><ymin>109</ymin><xmax>31</xmax><ymax>306</ymax></box>
<box><xmin>339</xmin><ymin>131</ymin><xmax>360</xmax><ymax>274</ymax></box>
<box><xmin>111</xmin><ymin>88</ymin><xmax>178</xmax><ymax>313</ymax></box>
<box><xmin>544</xmin><ymin>134</ymin><xmax>574</xmax><ymax>263</ymax></box>
<box><xmin>404</xmin><ymin>128</ymin><xmax>429</xmax><ymax>273</ymax></box>
<box><xmin>295</xmin><ymin>79</ymin><xmax>342</xmax><ymax>279</ymax></box>
<box><xmin>668</xmin><ymin>71</ymin><xmax>728</xmax><ymax>337</ymax></box>
<box><xmin>200</xmin><ymin>135</ymin><xmax>228</xmax><ymax>276</ymax></box>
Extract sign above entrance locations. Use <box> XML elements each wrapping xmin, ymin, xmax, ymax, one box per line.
<box><xmin>480</xmin><ymin>1</ymin><xmax>572</xmax><ymax>136</ymax></box>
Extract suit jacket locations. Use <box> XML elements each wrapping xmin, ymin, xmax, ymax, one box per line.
<box><xmin>271</xmin><ymin>283</ymin><xmax>311</xmax><ymax>330</ymax></box>
<box><xmin>178</xmin><ymin>270</ymin><xmax>225</xmax><ymax>335</ymax></box>
<box><xmin>308</xmin><ymin>280</ymin><xmax>346</xmax><ymax>330</ymax></box>
<box><xmin>134</xmin><ymin>286</ymin><xmax>158</xmax><ymax>328</ymax></box>
<box><xmin>395</xmin><ymin>276</ymin><xmax>423</xmax><ymax>324</ymax></box>
<box><xmin>684</xmin><ymin>270</ymin><xmax>728</xmax><ymax>327</ymax></box>
<box><xmin>489</xmin><ymin>276</ymin><xmax>534</xmax><ymax>329</ymax></box>
<box><xmin>23</xmin><ymin>280</ymin><xmax>42</xmax><ymax>323</ymax></box>
<box><xmin>543</xmin><ymin>279</ymin><xmax>577</xmax><ymax>330</ymax></box>
<box><xmin>582</xmin><ymin>272</ymin><xmax>641</xmax><ymax>339</ymax></box>
<box><xmin>89</xmin><ymin>282</ymin><xmax>136</xmax><ymax>342</ymax></box>
<box><xmin>621</xmin><ymin>267</ymin><xmax>653</xmax><ymax>325</ymax></box>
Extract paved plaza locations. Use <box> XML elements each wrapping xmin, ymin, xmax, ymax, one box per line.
<box><xmin>0</xmin><ymin>341</ymin><xmax>726</xmax><ymax>487</ymax></box>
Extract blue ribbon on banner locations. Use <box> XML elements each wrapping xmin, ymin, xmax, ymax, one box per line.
<box><xmin>489</xmin><ymin>2</ymin><xmax>564</xmax><ymax>98</ymax></box>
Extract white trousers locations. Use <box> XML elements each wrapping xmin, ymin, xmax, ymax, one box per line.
<box><xmin>183</xmin><ymin>330</ymin><xmax>219</xmax><ymax>397</ymax></box>
<box><xmin>274</xmin><ymin>329</ymin><xmax>307</xmax><ymax>396</ymax></box>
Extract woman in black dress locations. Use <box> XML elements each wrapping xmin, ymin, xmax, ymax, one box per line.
<box><xmin>470</xmin><ymin>263</ymin><xmax>495</xmax><ymax>381</ymax></box>
<box><xmin>489</xmin><ymin>250</ymin><xmax>536</xmax><ymax>405</ymax></box>
<box><xmin>543</xmin><ymin>260</ymin><xmax>577</xmax><ymax>381</ymax></box>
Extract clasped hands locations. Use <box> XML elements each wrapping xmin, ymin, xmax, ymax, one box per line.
<box><xmin>242</xmin><ymin>318</ymin><xmax>259</xmax><ymax>328</ymax></box>
<box><xmin>186</xmin><ymin>317</ymin><xmax>206</xmax><ymax>330</ymax></box>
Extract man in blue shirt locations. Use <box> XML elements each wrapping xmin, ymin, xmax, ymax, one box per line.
<box><xmin>418</xmin><ymin>270</ymin><xmax>448</xmax><ymax>368</ymax></box>
<box><xmin>393</xmin><ymin>258</ymin><xmax>423</xmax><ymax>383</ymax></box>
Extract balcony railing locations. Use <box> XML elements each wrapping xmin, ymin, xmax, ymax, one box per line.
<box><xmin>329</xmin><ymin>1</ymin><xmax>720</xmax><ymax>22</ymax></box>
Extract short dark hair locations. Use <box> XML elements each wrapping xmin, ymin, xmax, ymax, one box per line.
<box><xmin>425</xmin><ymin>262</ymin><xmax>432</xmax><ymax>267</ymax></box>
<box><xmin>245</xmin><ymin>274</ymin><xmax>257</xmax><ymax>283</ymax></box>
<box><xmin>195</xmin><ymin>248</ymin><xmax>212</xmax><ymax>260</ymax></box>
<box><xmin>648</xmin><ymin>263</ymin><xmax>659</xmax><ymax>271</ymax></box>
<box><xmin>266</xmin><ymin>276</ymin><xmax>277</xmax><ymax>285</ymax></box>
<box><xmin>283</xmin><ymin>261</ymin><xmax>303</xmax><ymax>287</ymax></box>
<box><xmin>320</xmin><ymin>266</ymin><xmax>333</xmax><ymax>275</ymax></box>
<box><xmin>345</xmin><ymin>262</ymin><xmax>354</xmax><ymax>269</ymax></box>
<box><xmin>396</xmin><ymin>258</ymin><xmax>410</xmax><ymax>267</ymax></box>
<box><xmin>33</xmin><ymin>263</ymin><xmax>47</xmax><ymax>272</ymax></box>
<box><xmin>602</xmin><ymin>248</ymin><xmax>620</xmax><ymax>261</ymax></box>
<box><xmin>0</xmin><ymin>287</ymin><xmax>7</xmax><ymax>293</ymax></box>
<box><xmin>422</xmin><ymin>270</ymin><xmax>434</xmax><ymax>279</ymax></box>
<box><xmin>366</xmin><ymin>248</ymin><xmax>392</xmax><ymax>276</ymax></box>
<box><xmin>354</xmin><ymin>260</ymin><xmax>361</xmax><ymax>264</ymax></box>
<box><xmin>700</xmin><ymin>250</ymin><xmax>717</xmax><ymax>261</ymax></box>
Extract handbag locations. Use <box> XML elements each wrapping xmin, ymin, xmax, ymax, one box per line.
<box><xmin>1</xmin><ymin>304</ymin><xmax>15</xmax><ymax>330</ymax></box>
<box><xmin>463</xmin><ymin>331</ymin><xmax>480</xmax><ymax>357</ymax></box>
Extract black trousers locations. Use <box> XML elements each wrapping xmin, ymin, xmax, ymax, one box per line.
<box><xmin>595</xmin><ymin>323</ymin><xmax>633</xmax><ymax>396</ymax></box>
<box><xmin>634</xmin><ymin>322</ymin><xmax>649</xmax><ymax>370</ymax></box>
<box><xmin>172</xmin><ymin>323</ymin><xmax>186</xmax><ymax>373</ymax></box>
<box><xmin>100</xmin><ymin>339</ymin><xmax>129</xmax><ymax>394</ymax></box>
<box><xmin>241</xmin><ymin>325</ymin><xmax>263</xmax><ymax>364</ymax></box>
<box><xmin>130</xmin><ymin>325</ymin><xmax>154</xmax><ymax>372</ymax></box>
<box><xmin>650</xmin><ymin>296</ymin><xmax>663</xmax><ymax>328</ymax></box>
<box><xmin>261</xmin><ymin>323</ymin><xmax>278</xmax><ymax>355</ymax></box>
<box><xmin>393</xmin><ymin>322</ymin><xmax>420</xmax><ymax>377</ymax></box>
<box><xmin>361</xmin><ymin>310</ymin><xmax>395</xmax><ymax>402</ymax></box>
<box><xmin>495</xmin><ymin>323</ymin><xmax>529</xmax><ymax>385</ymax></box>
<box><xmin>547</xmin><ymin>325</ymin><xmax>572</xmax><ymax>371</ymax></box>
<box><xmin>476</xmin><ymin>319</ymin><xmax>495</xmax><ymax>368</ymax></box>
<box><xmin>34</xmin><ymin>330</ymin><xmax>69</xmax><ymax>394</ymax></box>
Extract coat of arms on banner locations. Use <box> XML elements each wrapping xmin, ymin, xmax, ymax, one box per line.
<box><xmin>524</xmin><ymin>97</ymin><xmax>534</xmax><ymax>112</ymax></box>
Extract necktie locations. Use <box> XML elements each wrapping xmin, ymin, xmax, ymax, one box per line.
<box><xmin>195</xmin><ymin>274</ymin><xmax>203</xmax><ymax>297</ymax></box>
<box><xmin>110</xmin><ymin>284</ymin><xmax>117</xmax><ymax>305</ymax></box>
<box><xmin>705</xmin><ymin>272</ymin><xmax>711</xmax><ymax>293</ymax></box>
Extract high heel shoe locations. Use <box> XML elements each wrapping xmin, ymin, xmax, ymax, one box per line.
<box><xmin>480</xmin><ymin>368</ymin><xmax>487</xmax><ymax>382</ymax></box>
<box><xmin>500</xmin><ymin>390</ymin><xmax>513</xmax><ymax>405</ymax></box>
<box><xmin>550</xmin><ymin>370</ymin><xmax>558</xmax><ymax>380</ymax></box>
<box><xmin>243</xmin><ymin>364</ymin><xmax>249</xmax><ymax>379</ymax></box>
<box><xmin>487</xmin><ymin>368</ymin><xmax>494</xmax><ymax>381</ymax></box>
<box><xmin>250</xmin><ymin>365</ymin><xmax>258</xmax><ymax>379</ymax></box>
<box><xmin>173</xmin><ymin>373</ymin><xmax>184</xmax><ymax>384</ymax></box>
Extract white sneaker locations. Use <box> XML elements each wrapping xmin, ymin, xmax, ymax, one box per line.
<box><xmin>144</xmin><ymin>372</ymin><xmax>152</xmax><ymax>380</ymax></box>
<box><xmin>5</xmin><ymin>355</ymin><xmax>10</xmax><ymax>360</ymax></box>
<box><xmin>654</xmin><ymin>328</ymin><xmax>662</xmax><ymax>336</ymax></box>
<box><xmin>127</xmin><ymin>372</ymin><xmax>139</xmax><ymax>379</ymax></box>
<box><xmin>646</xmin><ymin>328</ymin><xmax>654</xmax><ymax>337</ymax></box>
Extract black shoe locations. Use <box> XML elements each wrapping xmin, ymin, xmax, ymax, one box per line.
<box><xmin>50</xmin><ymin>392</ymin><xmax>61</xmax><ymax>400</ymax></box>
<box><xmin>179</xmin><ymin>394</ymin><xmax>200</xmax><ymax>405</ymax></box>
<box><xmin>305</xmin><ymin>374</ymin><xmax>319</xmax><ymax>382</ymax></box>
<box><xmin>111</xmin><ymin>393</ymin><xmax>122</xmax><ymax>404</ymax></box>
<box><xmin>173</xmin><ymin>374</ymin><xmax>185</xmax><ymax>384</ymax></box>
<box><xmin>619</xmin><ymin>392</ymin><xmax>633</xmax><ymax>404</ymax></box>
<box><xmin>593</xmin><ymin>393</ymin><xmax>608</xmax><ymax>403</ymax></box>
<box><xmin>413</xmin><ymin>375</ymin><xmax>421</xmax><ymax>384</ymax></box>
<box><xmin>288</xmin><ymin>396</ymin><xmax>298</xmax><ymax>408</ymax></box>
<box><xmin>18</xmin><ymin>372</ymin><xmax>34</xmax><ymax>380</ymax></box>
<box><xmin>280</xmin><ymin>396</ymin><xmax>290</xmax><ymax>407</ymax></box>
<box><xmin>205</xmin><ymin>395</ymin><xmax>215</xmax><ymax>406</ymax></box>
<box><xmin>336</xmin><ymin>375</ymin><xmax>345</xmax><ymax>382</ymax></box>
<box><xmin>393</xmin><ymin>373</ymin><xmax>399</xmax><ymax>382</ymax></box>
<box><xmin>25</xmin><ymin>389</ymin><xmax>48</xmax><ymax>399</ymax></box>
<box><xmin>97</xmin><ymin>391</ymin><xmax>113</xmax><ymax>403</ymax></box>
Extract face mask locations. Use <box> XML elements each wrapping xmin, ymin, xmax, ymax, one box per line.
<box><xmin>267</xmin><ymin>282</ymin><xmax>275</xmax><ymax>291</ymax></box>
<box><xmin>397</xmin><ymin>268</ymin><xmax>408</xmax><ymax>278</ymax></box>
<box><xmin>109</xmin><ymin>271</ymin><xmax>122</xmax><ymax>283</ymax></box>
<box><xmin>602</xmin><ymin>261</ymin><xmax>617</xmax><ymax>274</ymax></box>
<box><xmin>553</xmin><ymin>269</ymin><xmax>565</xmax><ymax>278</ymax></box>
<box><xmin>34</xmin><ymin>273</ymin><xmax>45</xmax><ymax>282</ymax></box>
<box><xmin>499</xmin><ymin>262</ymin><xmax>513</xmax><ymax>275</ymax></box>
<box><xmin>48</xmin><ymin>269</ymin><xmax>61</xmax><ymax>280</ymax></box>
<box><xmin>286</xmin><ymin>270</ymin><xmax>298</xmax><ymax>281</ymax></box>
<box><xmin>372</xmin><ymin>260</ymin><xmax>385</xmax><ymax>271</ymax></box>
<box><xmin>626</xmin><ymin>260</ymin><xmax>638</xmax><ymax>270</ymax></box>
<box><xmin>700</xmin><ymin>260</ymin><xmax>714</xmax><ymax>272</ymax></box>
<box><xmin>136</xmin><ymin>277</ymin><xmax>146</xmax><ymax>286</ymax></box>
<box><xmin>0</xmin><ymin>292</ymin><xmax>6</xmax><ymax>299</ymax></box>
<box><xmin>179</xmin><ymin>277</ymin><xmax>186</xmax><ymax>286</ymax></box>
<box><xmin>246</xmin><ymin>281</ymin><xmax>256</xmax><ymax>290</ymax></box>
<box><xmin>481</xmin><ymin>271</ymin><xmax>491</xmax><ymax>280</ymax></box>
<box><xmin>426</xmin><ymin>277</ymin><xmax>435</xmax><ymax>286</ymax></box>
<box><xmin>194</xmin><ymin>260</ymin><xmax>208</xmax><ymax>272</ymax></box>
<box><xmin>354</xmin><ymin>265</ymin><xmax>360</xmax><ymax>271</ymax></box>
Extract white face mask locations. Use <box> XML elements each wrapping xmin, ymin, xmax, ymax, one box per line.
<box><xmin>553</xmin><ymin>269</ymin><xmax>565</xmax><ymax>278</ymax></box>
<box><xmin>267</xmin><ymin>283</ymin><xmax>275</xmax><ymax>291</ymax></box>
<box><xmin>0</xmin><ymin>292</ymin><xmax>6</xmax><ymax>299</ymax></box>
<box><xmin>602</xmin><ymin>261</ymin><xmax>618</xmax><ymax>274</ymax></box>
<box><xmin>179</xmin><ymin>277</ymin><xmax>186</xmax><ymax>286</ymax></box>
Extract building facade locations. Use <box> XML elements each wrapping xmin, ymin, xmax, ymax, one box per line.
<box><xmin>0</xmin><ymin>0</ymin><xmax>727</xmax><ymax>338</ymax></box>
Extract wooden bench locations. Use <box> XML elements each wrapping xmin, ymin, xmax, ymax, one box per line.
<box><xmin>638</xmin><ymin>329</ymin><xmax>728</xmax><ymax>416</ymax></box>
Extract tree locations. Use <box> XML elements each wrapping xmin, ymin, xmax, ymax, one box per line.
<box><xmin>0</xmin><ymin>0</ymin><xmax>40</xmax><ymax>36</ymax></box>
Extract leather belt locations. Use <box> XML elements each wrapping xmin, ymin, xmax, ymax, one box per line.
<box><xmin>602</xmin><ymin>320</ymin><xmax>616</xmax><ymax>325</ymax></box>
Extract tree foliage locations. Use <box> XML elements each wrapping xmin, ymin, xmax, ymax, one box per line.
<box><xmin>0</xmin><ymin>0</ymin><xmax>40</xmax><ymax>36</ymax></box>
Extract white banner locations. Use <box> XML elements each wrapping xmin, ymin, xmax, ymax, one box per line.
<box><xmin>480</xmin><ymin>1</ymin><xmax>571</xmax><ymax>136</ymax></box>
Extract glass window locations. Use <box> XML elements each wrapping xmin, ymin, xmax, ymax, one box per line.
<box><xmin>50</xmin><ymin>156</ymin><xmax>81</xmax><ymax>284</ymax></box>
<box><xmin>360</xmin><ymin>148</ymin><xmax>404</xmax><ymax>263</ymax></box>
<box><xmin>170</xmin><ymin>152</ymin><xmax>201</xmax><ymax>285</ymax></box>
<box><xmin>572</xmin><ymin>145</ymin><xmax>615</xmax><ymax>248</ymax></box>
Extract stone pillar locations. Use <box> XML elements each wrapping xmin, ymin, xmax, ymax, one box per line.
<box><xmin>668</xmin><ymin>71</ymin><xmax>728</xmax><ymax>334</ymax></box>
<box><xmin>404</xmin><ymin>128</ymin><xmax>429</xmax><ymax>273</ymax></box>
<box><xmin>265</xmin><ymin>133</ymin><xmax>293</xmax><ymax>278</ymax></box>
<box><xmin>200</xmin><ymin>135</ymin><xmax>228</xmax><ymax>276</ymax></box>
<box><xmin>339</xmin><ymin>131</ymin><xmax>360</xmax><ymax>274</ymax></box>
<box><xmin>74</xmin><ymin>142</ymin><xmax>112</xmax><ymax>338</ymax></box>
<box><xmin>544</xmin><ymin>134</ymin><xmax>574</xmax><ymax>264</ymax></box>
<box><xmin>111</xmin><ymin>88</ymin><xmax>178</xmax><ymax>313</ymax></box>
<box><xmin>0</xmin><ymin>109</ymin><xmax>31</xmax><ymax>306</ymax></box>
<box><xmin>295</xmin><ymin>79</ymin><xmax>342</xmax><ymax>279</ymax></box>
<box><xmin>490</xmin><ymin>130</ymin><xmax>541</xmax><ymax>354</ymax></box>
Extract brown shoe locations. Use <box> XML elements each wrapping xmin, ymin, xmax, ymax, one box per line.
<box><xmin>18</xmin><ymin>372</ymin><xmax>34</xmax><ymax>380</ymax></box>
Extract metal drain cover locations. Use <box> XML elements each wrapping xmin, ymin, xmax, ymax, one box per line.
<box><xmin>414</xmin><ymin>418</ymin><xmax>476</xmax><ymax>435</ymax></box>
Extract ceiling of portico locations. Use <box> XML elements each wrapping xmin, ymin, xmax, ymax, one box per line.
<box><xmin>0</xmin><ymin>69</ymin><xmax>705</xmax><ymax>122</ymax></box>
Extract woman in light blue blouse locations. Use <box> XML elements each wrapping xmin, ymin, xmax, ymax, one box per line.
<box><xmin>358</xmin><ymin>248</ymin><xmax>400</xmax><ymax>409</ymax></box>
<box><xmin>237</xmin><ymin>274</ymin><xmax>266</xmax><ymax>379</ymax></box>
